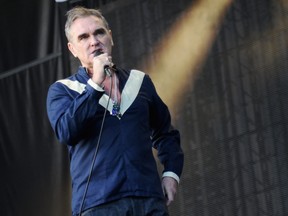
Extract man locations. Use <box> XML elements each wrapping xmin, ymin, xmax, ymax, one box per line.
<box><xmin>47</xmin><ymin>6</ymin><xmax>184</xmax><ymax>216</ymax></box>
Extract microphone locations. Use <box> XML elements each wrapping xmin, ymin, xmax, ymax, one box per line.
<box><xmin>94</xmin><ymin>50</ymin><xmax>112</xmax><ymax>77</ymax></box>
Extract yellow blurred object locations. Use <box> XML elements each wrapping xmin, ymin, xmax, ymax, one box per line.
<box><xmin>146</xmin><ymin>0</ymin><xmax>233</xmax><ymax>114</ymax></box>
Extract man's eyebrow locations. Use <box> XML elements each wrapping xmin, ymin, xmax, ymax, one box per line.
<box><xmin>77</xmin><ymin>33</ymin><xmax>88</xmax><ymax>40</ymax></box>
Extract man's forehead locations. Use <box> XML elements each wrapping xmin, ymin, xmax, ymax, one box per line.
<box><xmin>71</xmin><ymin>16</ymin><xmax>105</xmax><ymax>31</ymax></box>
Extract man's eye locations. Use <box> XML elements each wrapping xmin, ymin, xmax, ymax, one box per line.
<box><xmin>95</xmin><ymin>29</ymin><xmax>106</xmax><ymax>36</ymax></box>
<box><xmin>98</xmin><ymin>29</ymin><xmax>105</xmax><ymax>34</ymax></box>
<box><xmin>79</xmin><ymin>35</ymin><xmax>88</xmax><ymax>41</ymax></box>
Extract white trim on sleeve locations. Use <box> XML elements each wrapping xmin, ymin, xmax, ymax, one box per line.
<box><xmin>162</xmin><ymin>171</ymin><xmax>180</xmax><ymax>184</ymax></box>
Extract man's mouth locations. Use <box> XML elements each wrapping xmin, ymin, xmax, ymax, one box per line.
<box><xmin>93</xmin><ymin>49</ymin><xmax>104</xmax><ymax>56</ymax></box>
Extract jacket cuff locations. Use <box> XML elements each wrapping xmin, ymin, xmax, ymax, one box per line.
<box><xmin>162</xmin><ymin>171</ymin><xmax>180</xmax><ymax>184</ymax></box>
<box><xmin>87</xmin><ymin>79</ymin><xmax>105</xmax><ymax>92</ymax></box>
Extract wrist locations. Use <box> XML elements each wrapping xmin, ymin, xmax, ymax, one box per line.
<box><xmin>96</xmin><ymin>81</ymin><xmax>105</xmax><ymax>89</ymax></box>
<box><xmin>88</xmin><ymin>79</ymin><xmax>105</xmax><ymax>91</ymax></box>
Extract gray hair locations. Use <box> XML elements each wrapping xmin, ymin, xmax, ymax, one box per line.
<box><xmin>65</xmin><ymin>6</ymin><xmax>110</xmax><ymax>41</ymax></box>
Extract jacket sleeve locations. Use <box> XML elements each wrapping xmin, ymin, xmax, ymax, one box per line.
<box><xmin>147</xmin><ymin>75</ymin><xmax>184</xmax><ymax>179</ymax></box>
<box><xmin>46</xmin><ymin>80</ymin><xmax>104</xmax><ymax>146</ymax></box>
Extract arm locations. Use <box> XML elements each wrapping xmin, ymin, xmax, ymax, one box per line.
<box><xmin>147</xmin><ymin>76</ymin><xmax>184</xmax><ymax>204</ymax></box>
<box><xmin>46</xmin><ymin>79</ymin><xmax>105</xmax><ymax>145</ymax></box>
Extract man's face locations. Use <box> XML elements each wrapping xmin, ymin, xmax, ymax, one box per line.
<box><xmin>67</xmin><ymin>16</ymin><xmax>114</xmax><ymax>69</ymax></box>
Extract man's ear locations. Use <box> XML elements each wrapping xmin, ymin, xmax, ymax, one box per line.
<box><xmin>68</xmin><ymin>42</ymin><xmax>77</xmax><ymax>58</ymax></box>
<box><xmin>109</xmin><ymin>30</ymin><xmax>114</xmax><ymax>46</ymax></box>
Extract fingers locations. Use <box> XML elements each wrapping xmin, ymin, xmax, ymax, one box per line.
<box><xmin>94</xmin><ymin>53</ymin><xmax>112</xmax><ymax>66</ymax></box>
<box><xmin>164</xmin><ymin>186</ymin><xmax>176</xmax><ymax>206</ymax></box>
<box><xmin>92</xmin><ymin>53</ymin><xmax>111</xmax><ymax>83</ymax></box>
<box><xmin>165</xmin><ymin>191</ymin><xmax>174</xmax><ymax>206</ymax></box>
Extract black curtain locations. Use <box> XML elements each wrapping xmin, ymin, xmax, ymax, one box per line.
<box><xmin>0</xmin><ymin>55</ymin><xmax>71</xmax><ymax>215</ymax></box>
<box><xmin>0</xmin><ymin>0</ymin><xmax>57</xmax><ymax>73</ymax></box>
<box><xmin>0</xmin><ymin>1</ymin><xmax>71</xmax><ymax>215</ymax></box>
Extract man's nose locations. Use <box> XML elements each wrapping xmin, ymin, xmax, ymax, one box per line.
<box><xmin>90</xmin><ymin>35</ymin><xmax>100</xmax><ymax>45</ymax></box>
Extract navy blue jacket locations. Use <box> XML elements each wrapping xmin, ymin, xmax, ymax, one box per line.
<box><xmin>46</xmin><ymin>67</ymin><xmax>184</xmax><ymax>215</ymax></box>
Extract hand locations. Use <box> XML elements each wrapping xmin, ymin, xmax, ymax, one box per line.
<box><xmin>162</xmin><ymin>176</ymin><xmax>178</xmax><ymax>206</ymax></box>
<box><xmin>92</xmin><ymin>52</ymin><xmax>112</xmax><ymax>86</ymax></box>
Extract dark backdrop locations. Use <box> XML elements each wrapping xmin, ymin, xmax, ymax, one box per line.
<box><xmin>0</xmin><ymin>0</ymin><xmax>56</xmax><ymax>72</ymax></box>
<box><xmin>1</xmin><ymin>0</ymin><xmax>288</xmax><ymax>216</ymax></box>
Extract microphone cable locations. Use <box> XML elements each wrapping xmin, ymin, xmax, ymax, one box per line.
<box><xmin>78</xmin><ymin>75</ymin><xmax>113</xmax><ymax>216</ymax></box>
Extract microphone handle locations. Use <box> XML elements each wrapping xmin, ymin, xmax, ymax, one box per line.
<box><xmin>104</xmin><ymin>66</ymin><xmax>112</xmax><ymax>77</ymax></box>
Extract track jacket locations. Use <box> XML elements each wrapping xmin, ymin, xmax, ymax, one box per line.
<box><xmin>46</xmin><ymin>67</ymin><xmax>184</xmax><ymax>215</ymax></box>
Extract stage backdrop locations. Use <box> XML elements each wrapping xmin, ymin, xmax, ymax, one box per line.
<box><xmin>1</xmin><ymin>0</ymin><xmax>288</xmax><ymax>216</ymax></box>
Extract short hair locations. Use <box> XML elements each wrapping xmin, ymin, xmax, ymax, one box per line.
<box><xmin>65</xmin><ymin>6</ymin><xmax>110</xmax><ymax>41</ymax></box>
